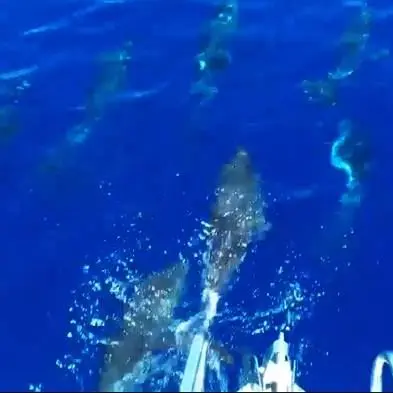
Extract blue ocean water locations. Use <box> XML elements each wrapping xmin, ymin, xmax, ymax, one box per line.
<box><xmin>1</xmin><ymin>0</ymin><xmax>393</xmax><ymax>391</ymax></box>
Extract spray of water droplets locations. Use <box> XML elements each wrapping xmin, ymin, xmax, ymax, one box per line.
<box><xmin>52</xmin><ymin>211</ymin><xmax>331</xmax><ymax>390</ymax></box>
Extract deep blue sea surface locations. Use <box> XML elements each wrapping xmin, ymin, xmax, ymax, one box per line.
<box><xmin>1</xmin><ymin>0</ymin><xmax>393</xmax><ymax>391</ymax></box>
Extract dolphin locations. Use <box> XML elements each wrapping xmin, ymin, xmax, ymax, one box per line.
<box><xmin>99</xmin><ymin>260</ymin><xmax>189</xmax><ymax>392</ymax></box>
<box><xmin>203</xmin><ymin>148</ymin><xmax>270</xmax><ymax>294</ymax></box>
<box><xmin>99</xmin><ymin>259</ymin><xmax>234</xmax><ymax>392</ymax></box>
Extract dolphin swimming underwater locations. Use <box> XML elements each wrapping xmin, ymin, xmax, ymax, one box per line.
<box><xmin>99</xmin><ymin>260</ymin><xmax>189</xmax><ymax>391</ymax></box>
<box><xmin>99</xmin><ymin>259</ymin><xmax>233</xmax><ymax>391</ymax></box>
<box><xmin>203</xmin><ymin>148</ymin><xmax>270</xmax><ymax>295</ymax></box>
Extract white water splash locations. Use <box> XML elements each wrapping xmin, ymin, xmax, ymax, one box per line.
<box><xmin>51</xmin><ymin>210</ymin><xmax>329</xmax><ymax>391</ymax></box>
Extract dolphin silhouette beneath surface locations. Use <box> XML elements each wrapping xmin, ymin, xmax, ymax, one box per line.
<box><xmin>99</xmin><ymin>259</ymin><xmax>234</xmax><ymax>392</ymax></box>
<box><xmin>99</xmin><ymin>261</ymin><xmax>189</xmax><ymax>392</ymax></box>
<box><xmin>203</xmin><ymin>148</ymin><xmax>270</xmax><ymax>295</ymax></box>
